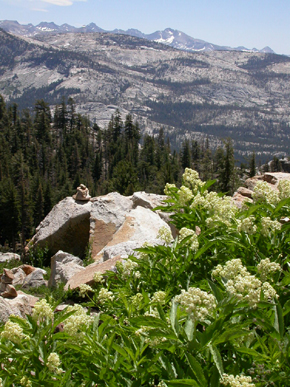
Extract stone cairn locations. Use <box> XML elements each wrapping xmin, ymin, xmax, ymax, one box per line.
<box><xmin>73</xmin><ymin>184</ymin><xmax>91</xmax><ymax>201</ymax></box>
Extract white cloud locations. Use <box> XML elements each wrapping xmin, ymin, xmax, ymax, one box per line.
<box><xmin>31</xmin><ymin>7</ymin><xmax>49</xmax><ymax>12</ymax></box>
<box><xmin>40</xmin><ymin>0</ymin><xmax>86</xmax><ymax>5</ymax></box>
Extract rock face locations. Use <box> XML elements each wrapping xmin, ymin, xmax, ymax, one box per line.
<box><xmin>28</xmin><ymin>196</ymin><xmax>91</xmax><ymax>258</ymax></box>
<box><xmin>27</xmin><ymin>191</ymin><xmax>171</xmax><ymax>289</ymax></box>
<box><xmin>0</xmin><ymin>253</ymin><xmax>21</xmax><ymax>263</ymax></box>
<box><xmin>29</xmin><ymin>191</ymin><xmax>169</xmax><ymax>261</ymax></box>
<box><xmin>22</xmin><ymin>269</ymin><xmax>47</xmax><ymax>289</ymax></box>
<box><xmin>48</xmin><ymin>251</ymin><xmax>84</xmax><ymax>287</ymax></box>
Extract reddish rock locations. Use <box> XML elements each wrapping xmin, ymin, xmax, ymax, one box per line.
<box><xmin>65</xmin><ymin>255</ymin><xmax>123</xmax><ymax>290</ymax></box>
<box><xmin>1</xmin><ymin>284</ymin><xmax>17</xmax><ymax>298</ymax></box>
<box><xmin>1</xmin><ymin>269</ymin><xmax>14</xmax><ymax>284</ymax></box>
<box><xmin>237</xmin><ymin>186</ymin><xmax>253</xmax><ymax>199</ymax></box>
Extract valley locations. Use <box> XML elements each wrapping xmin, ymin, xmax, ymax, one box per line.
<box><xmin>0</xmin><ymin>27</ymin><xmax>290</xmax><ymax>161</ymax></box>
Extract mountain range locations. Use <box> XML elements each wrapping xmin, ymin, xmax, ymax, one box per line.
<box><xmin>0</xmin><ymin>20</ymin><xmax>274</xmax><ymax>54</ymax></box>
<box><xmin>0</xmin><ymin>23</ymin><xmax>289</xmax><ymax>162</ymax></box>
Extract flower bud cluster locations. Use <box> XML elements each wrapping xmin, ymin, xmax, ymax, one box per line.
<box><xmin>177</xmin><ymin>185</ymin><xmax>194</xmax><ymax>206</ymax></box>
<box><xmin>20</xmin><ymin>376</ymin><xmax>32</xmax><ymax>387</ymax></box>
<box><xmin>182</xmin><ymin>168</ymin><xmax>205</xmax><ymax>194</ymax></box>
<box><xmin>237</xmin><ymin>216</ymin><xmax>257</xmax><ymax>234</ymax></box>
<box><xmin>130</xmin><ymin>293</ymin><xmax>143</xmax><ymax>307</ymax></box>
<box><xmin>221</xmin><ymin>374</ymin><xmax>255</xmax><ymax>386</ymax></box>
<box><xmin>98</xmin><ymin>287</ymin><xmax>114</xmax><ymax>304</ymax></box>
<box><xmin>164</xmin><ymin>183</ymin><xmax>177</xmax><ymax>195</ymax></box>
<box><xmin>191</xmin><ymin>191</ymin><xmax>237</xmax><ymax>227</ymax></box>
<box><xmin>157</xmin><ymin>226</ymin><xmax>173</xmax><ymax>245</ymax></box>
<box><xmin>1</xmin><ymin>320</ymin><xmax>27</xmax><ymax>344</ymax></box>
<box><xmin>260</xmin><ymin>217</ymin><xmax>281</xmax><ymax>236</ymax></box>
<box><xmin>253</xmin><ymin>181</ymin><xmax>279</xmax><ymax>205</ymax></box>
<box><xmin>175</xmin><ymin>287</ymin><xmax>216</xmax><ymax>322</ymax></box>
<box><xmin>277</xmin><ymin>179</ymin><xmax>290</xmax><ymax>200</ymax></box>
<box><xmin>93</xmin><ymin>271</ymin><xmax>105</xmax><ymax>283</ymax></box>
<box><xmin>118</xmin><ymin>259</ymin><xmax>139</xmax><ymax>279</ymax></box>
<box><xmin>151</xmin><ymin>290</ymin><xmax>166</xmax><ymax>305</ymax></box>
<box><xmin>257</xmin><ymin>258</ymin><xmax>281</xmax><ymax>282</ymax></box>
<box><xmin>46</xmin><ymin>352</ymin><xmax>62</xmax><ymax>374</ymax></box>
<box><xmin>212</xmin><ymin>259</ymin><xmax>277</xmax><ymax>307</ymax></box>
<box><xmin>32</xmin><ymin>299</ymin><xmax>54</xmax><ymax>321</ymax></box>
<box><xmin>63</xmin><ymin>304</ymin><xmax>93</xmax><ymax>336</ymax></box>
<box><xmin>78</xmin><ymin>284</ymin><xmax>93</xmax><ymax>298</ymax></box>
<box><xmin>179</xmin><ymin>227</ymin><xmax>199</xmax><ymax>252</ymax></box>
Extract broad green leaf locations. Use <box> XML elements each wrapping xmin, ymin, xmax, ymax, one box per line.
<box><xmin>170</xmin><ymin>299</ymin><xmax>179</xmax><ymax>336</ymax></box>
<box><xmin>208</xmin><ymin>279</ymin><xmax>223</xmax><ymax>303</ymax></box>
<box><xmin>167</xmin><ymin>379</ymin><xmax>200</xmax><ymax>386</ymax></box>
<box><xmin>208</xmin><ymin>343</ymin><xmax>224</xmax><ymax>377</ymax></box>
<box><xmin>185</xmin><ymin>353</ymin><xmax>207</xmax><ymax>386</ymax></box>
<box><xmin>274</xmin><ymin>302</ymin><xmax>284</xmax><ymax>337</ymax></box>
<box><xmin>184</xmin><ymin>319</ymin><xmax>195</xmax><ymax>341</ymax></box>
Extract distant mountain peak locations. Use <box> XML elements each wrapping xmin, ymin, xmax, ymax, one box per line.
<box><xmin>0</xmin><ymin>20</ymin><xmax>275</xmax><ymax>54</ymax></box>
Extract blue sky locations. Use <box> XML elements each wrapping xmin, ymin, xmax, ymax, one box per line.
<box><xmin>1</xmin><ymin>0</ymin><xmax>289</xmax><ymax>55</ymax></box>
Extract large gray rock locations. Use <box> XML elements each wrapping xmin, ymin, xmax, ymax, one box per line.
<box><xmin>0</xmin><ymin>297</ymin><xmax>22</xmax><ymax>323</ymax></box>
<box><xmin>48</xmin><ymin>250</ymin><xmax>84</xmax><ymax>287</ymax></box>
<box><xmin>28</xmin><ymin>196</ymin><xmax>92</xmax><ymax>258</ymax></box>
<box><xmin>131</xmin><ymin>192</ymin><xmax>166</xmax><ymax>210</ymax></box>
<box><xmin>28</xmin><ymin>191</ymin><xmax>172</xmax><ymax>287</ymax></box>
<box><xmin>22</xmin><ymin>269</ymin><xmax>47</xmax><ymax>289</ymax></box>
<box><xmin>0</xmin><ymin>253</ymin><xmax>21</xmax><ymax>263</ymax></box>
<box><xmin>65</xmin><ymin>206</ymin><xmax>171</xmax><ymax>289</ymax></box>
<box><xmin>89</xmin><ymin>192</ymin><xmax>133</xmax><ymax>259</ymax></box>
<box><xmin>11</xmin><ymin>267</ymin><xmax>26</xmax><ymax>286</ymax></box>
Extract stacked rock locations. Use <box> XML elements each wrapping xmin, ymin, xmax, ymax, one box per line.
<box><xmin>0</xmin><ymin>269</ymin><xmax>17</xmax><ymax>298</ymax></box>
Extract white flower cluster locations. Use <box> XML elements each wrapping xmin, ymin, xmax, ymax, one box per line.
<box><xmin>182</xmin><ymin>168</ymin><xmax>205</xmax><ymax>194</ymax></box>
<box><xmin>164</xmin><ymin>183</ymin><xmax>177</xmax><ymax>196</ymax></box>
<box><xmin>212</xmin><ymin>259</ymin><xmax>277</xmax><ymax>307</ymax></box>
<box><xmin>32</xmin><ymin>299</ymin><xmax>54</xmax><ymax>321</ymax></box>
<box><xmin>257</xmin><ymin>258</ymin><xmax>281</xmax><ymax>282</ymax></box>
<box><xmin>130</xmin><ymin>293</ymin><xmax>143</xmax><ymax>308</ymax></box>
<box><xmin>237</xmin><ymin>216</ymin><xmax>257</xmax><ymax>234</ymax></box>
<box><xmin>0</xmin><ymin>378</ymin><xmax>2</xmax><ymax>387</ymax></box>
<box><xmin>98</xmin><ymin>287</ymin><xmax>114</xmax><ymax>304</ymax></box>
<box><xmin>177</xmin><ymin>185</ymin><xmax>194</xmax><ymax>206</ymax></box>
<box><xmin>93</xmin><ymin>271</ymin><xmax>105</xmax><ymax>283</ymax></box>
<box><xmin>118</xmin><ymin>259</ymin><xmax>139</xmax><ymax>279</ymax></box>
<box><xmin>20</xmin><ymin>376</ymin><xmax>32</xmax><ymax>387</ymax></box>
<box><xmin>191</xmin><ymin>191</ymin><xmax>237</xmax><ymax>227</ymax></box>
<box><xmin>179</xmin><ymin>227</ymin><xmax>199</xmax><ymax>252</ymax></box>
<box><xmin>78</xmin><ymin>284</ymin><xmax>93</xmax><ymax>298</ymax></box>
<box><xmin>175</xmin><ymin>287</ymin><xmax>216</xmax><ymax>322</ymax></box>
<box><xmin>63</xmin><ymin>304</ymin><xmax>93</xmax><ymax>336</ymax></box>
<box><xmin>260</xmin><ymin>217</ymin><xmax>281</xmax><ymax>237</ymax></box>
<box><xmin>221</xmin><ymin>374</ymin><xmax>255</xmax><ymax>387</ymax></box>
<box><xmin>144</xmin><ymin>307</ymin><xmax>160</xmax><ymax>318</ymax></box>
<box><xmin>46</xmin><ymin>352</ymin><xmax>62</xmax><ymax>374</ymax></box>
<box><xmin>151</xmin><ymin>290</ymin><xmax>166</xmax><ymax>305</ymax></box>
<box><xmin>157</xmin><ymin>226</ymin><xmax>173</xmax><ymax>245</ymax></box>
<box><xmin>278</xmin><ymin>179</ymin><xmax>290</xmax><ymax>200</ymax></box>
<box><xmin>135</xmin><ymin>323</ymin><xmax>167</xmax><ymax>347</ymax></box>
<box><xmin>212</xmin><ymin>259</ymin><xmax>248</xmax><ymax>280</ymax></box>
<box><xmin>1</xmin><ymin>320</ymin><xmax>27</xmax><ymax>344</ymax></box>
<box><xmin>253</xmin><ymin>181</ymin><xmax>280</xmax><ymax>205</ymax></box>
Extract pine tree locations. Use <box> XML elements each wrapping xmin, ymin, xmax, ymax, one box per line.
<box><xmin>249</xmin><ymin>152</ymin><xmax>256</xmax><ymax>177</ymax></box>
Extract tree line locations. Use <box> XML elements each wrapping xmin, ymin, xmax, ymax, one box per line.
<box><xmin>0</xmin><ymin>95</ymin><xmax>243</xmax><ymax>252</ymax></box>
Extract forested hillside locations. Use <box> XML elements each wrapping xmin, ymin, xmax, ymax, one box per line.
<box><xmin>0</xmin><ymin>95</ymin><xmax>242</xmax><ymax>252</ymax></box>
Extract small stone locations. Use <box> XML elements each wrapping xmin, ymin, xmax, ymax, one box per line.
<box><xmin>21</xmin><ymin>265</ymin><xmax>36</xmax><ymax>275</ymax></box>
<box><xmin>73</xmin><ymin>184</ymin><xmax>91</xmax><ymax>201</ymax></box>
<box><xmin>0</xmin><ymin>253</ymin><xmax>21</xmax><ymax>263</ymax></box>
<box><xmin>1</xmin><ymin>284</ymin><xmax>17</xmax><ymax>298</ymax></box>
<box><xmin>1</xmin><ymin>269</ymin><xmax>14</xmax><ymax>284</ymax></box>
